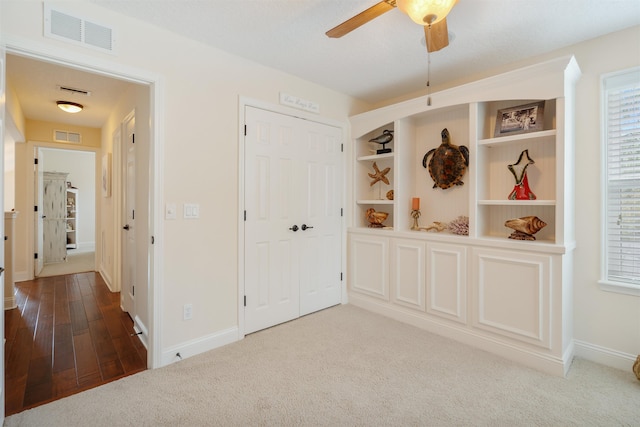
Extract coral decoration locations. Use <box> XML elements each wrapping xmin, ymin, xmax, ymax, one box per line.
<box><xmin>448</xmin><ymin>215</ymin><xmax>469</xmax><ymax>235</ymax></box>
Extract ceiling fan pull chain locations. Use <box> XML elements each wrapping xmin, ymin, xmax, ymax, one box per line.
<box><xmin>427</xmin><ymin>26</ymin><xmax>432</xmax><ymax>106</ymax></box>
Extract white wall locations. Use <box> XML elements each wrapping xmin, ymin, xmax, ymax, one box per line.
<box><xmin>1</xmin><ymin>0</ymin><xmax>369</xmax><ymax>365</ymax></box>
<box><xmin>41</xmin><ymin>148</ymin><xmax>96</xmax><ymax>247</ymax></box>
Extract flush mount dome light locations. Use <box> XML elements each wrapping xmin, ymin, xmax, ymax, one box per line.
<box><xmin>56</xmin><ymin>101</ymin><xmax>83</xmax><ymax>113</ymax></box>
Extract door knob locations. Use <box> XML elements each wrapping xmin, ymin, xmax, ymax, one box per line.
<box><xmin>289</xmin><ymin>225</ymin><xmax>299</xmax><ymax>232</ymax></box>
<box><xmin>301</xmin><ymin>224</ymin><xmax>314</xmax><ymax>231</ymax></box>
<box><xmin>123</xmin><ymin>224</ymin><xmax>131</xmax><ymax>230</ymax></box>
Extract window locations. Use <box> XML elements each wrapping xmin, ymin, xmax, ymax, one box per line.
<box><xmin>600</xmin><ymin>68</ymin><xmax>640</xmax><ymax>296</ymax></box>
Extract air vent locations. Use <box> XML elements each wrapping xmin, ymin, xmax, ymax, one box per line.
<box><xmin>58</xmin><ymin>85</ymin><xmax>92</xmax><ymax>97</ymax></box>
<box><xmin>44</xmin><ymin>3</ymin><xmax>117</xmax><ymax>54</ymax></box>
<box><xmin>54</xmin><ymin>130</ymin><xmax>82</xmax><ymax>144</ymax></box>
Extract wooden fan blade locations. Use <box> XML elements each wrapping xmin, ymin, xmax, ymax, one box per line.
<box><xmin>425</xmin><ymin>18</ymin><xmax>449</xmax><ymax>53</ymax></box>
<box><xmin>326</xmin><ymin>1</ymin><xmax>396</xmax><ymax>38</ymax></box>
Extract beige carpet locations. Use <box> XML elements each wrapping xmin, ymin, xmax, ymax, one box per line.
<box><xmin>38</xmin><ymin>246</ymin><xmax>95</xmax><ymax>277</ymax></box>
<box><xmin>5</xmin><ymin>304</ymin><xmax>639</xmax><ymax>426</ymax></box>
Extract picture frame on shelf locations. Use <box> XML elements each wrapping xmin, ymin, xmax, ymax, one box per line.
<box><xmin>494</xmin><ymin>101</ymin><xmax>545</xmax><ymax>137</ymax></box>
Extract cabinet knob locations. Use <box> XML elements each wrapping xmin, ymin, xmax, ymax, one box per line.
<box><xmin>289</xmin><ymin>225</ymin><xmax>299</xmax><ymax>232</ymax></box>
<box><xmin>123</xmin><ymin>224</ymin><xmax>131</xmax><ymax>231</ymax></box>
<box><xmin>301</xmin><ymin>224</ymin><xmax>314</xmax><ymax>231</ymax></box>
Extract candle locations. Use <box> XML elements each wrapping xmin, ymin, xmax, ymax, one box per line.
<box><xmin>412</xmin><ymin>197</ymin><xmax>420</xmax><ymax>210</ymax></box>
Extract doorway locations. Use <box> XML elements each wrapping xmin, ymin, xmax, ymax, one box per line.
<box><xmin>35</xmin><ymin>147</ymin><xmax>96</xmax><ymax>278</ymax></box>
<box><xmin>3</xmin><ymin>45</ymin><xmax>160</xmax><ymax>414</ymax></box>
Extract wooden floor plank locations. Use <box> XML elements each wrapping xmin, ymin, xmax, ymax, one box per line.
<box><xmin>5</xmin><ymin>272</ymin><xmax>147</xmax><ymax>416</ymax></box>
<box><xmin>69</xmin><ymin>299</ymin><xmax>89</xmax><ymax>335</ymax></box>
<box><xmin>52</xmin><ymin>323</ymin><xmax>75</xmax><ymax>373</ymax></box>
<box><xmin>73</xmin><ymin>331</ymin><xmax>102</xmax><ymax>388</ymax></box>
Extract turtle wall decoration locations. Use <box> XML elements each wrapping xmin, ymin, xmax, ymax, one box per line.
<box><xmin>422</xmin><ymin>128</ymin><xmax>469</xmax><ymax>189</ymax></box>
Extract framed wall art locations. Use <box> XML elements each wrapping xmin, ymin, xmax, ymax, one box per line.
<box><xmin>494</xmin><ymin>101</ymin><xmax>545</xmax><ymax>137</ymax></box>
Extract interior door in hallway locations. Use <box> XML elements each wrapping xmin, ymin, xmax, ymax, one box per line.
<box><xmin>244</xmin><ymin>106</ymin><xmax>343</xmax><ymax>334</ymax></box>
<box><xmin>121</xmin><ymin>113</ymin><xmax>136</xmax><ymax>317</ymax></box>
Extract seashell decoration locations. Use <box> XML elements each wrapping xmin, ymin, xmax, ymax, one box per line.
<box><xmin>504</xmin><ymin>216</ymin><xmax>547</xmax><ymax>240</ymax></box>
<box><xmin>366</xmin><ymin>208</ymin><xmax>389</xmax><ymax>228</ymax></box>
<box><xmin>386</xmin><ymin>190</ymin><xmax>394</xmax><ymax>200</ymax></box>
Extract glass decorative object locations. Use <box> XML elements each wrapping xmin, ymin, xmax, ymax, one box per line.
<box><xmin>508</xmin><ymin>149</ymin><xmax>536</xmax><ymax>200</ymax></box>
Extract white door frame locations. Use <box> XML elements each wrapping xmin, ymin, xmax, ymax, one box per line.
<box><xmin>237</xmin><ymin>96</ymin><xmax>349</xmax><ymax>338</ymax></box>
<box><xmin>4</xmin><ymin>36</ymin><xmax>165</xmax><ymax>370</ymax></box>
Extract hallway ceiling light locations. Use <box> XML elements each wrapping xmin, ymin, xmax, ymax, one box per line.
<box><xmin>56</xmin><ymin>101</ymin><xmax>83</xmax><ymax>113</ymax></box>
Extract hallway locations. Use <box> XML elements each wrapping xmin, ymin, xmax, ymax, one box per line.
<box><xmin>4</xmin><ymin>272</ymin><xmax>146</xmax><ymax>416</ymax></box>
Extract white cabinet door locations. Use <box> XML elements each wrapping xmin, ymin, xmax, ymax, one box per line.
<box><xmin>390</xmin><ymin>238</ymin><xmax>426</xmax><ymax>311</ymax></box>
<box><xmin>471</xmin><ymin>247</ymin><xmax>551</xmax><ymax>349</ymax></box>
<box><xmin>348</xmin><ymin>233</ymin><xmax>389</xmax><ymax>300</ymax></box>
<box><xmin>426</xmin><ymin>242</ymin><xmax>467</xmax><ymax>323</ymax></box>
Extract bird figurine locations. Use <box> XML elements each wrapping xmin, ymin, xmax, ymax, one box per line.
<box><xmin>369</xmin><ymin>129</ymin><xmax>393</xmax><ymax>154</ymax></box>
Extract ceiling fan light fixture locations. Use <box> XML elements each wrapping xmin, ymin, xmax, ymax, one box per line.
<box><xmin>397</xmin><ymin>0</ymin><xmax>458</xmax><ymax>25</ymax></box>
<box><xmin>56</xmin><ymin>100</ymin><xmax>83</xmax><ymax>113</ymax></box>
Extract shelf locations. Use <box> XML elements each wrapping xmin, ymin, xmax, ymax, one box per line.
<box><xmin>357</xmin><ymin>199</ymin><xmax>394</xmax><ymax>205</ymax></box>
<box><xmin>357</xmin><ymin>152</ymin><xmax>394</xmax><ymax>162</ymax></box>
<box><xmin>478</xmin><ymin>129</ymin><xmax>556</xmax><ymax>147</ymax></box>
<box><xmin>478</xmin><ymin>199</ymin><xmax>556</xmax><ymax>206</ymax></box>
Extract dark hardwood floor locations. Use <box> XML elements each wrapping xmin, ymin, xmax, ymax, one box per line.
<box><xmin>4</xmin><ymin>272</ymin><xmax>147</xmax><ymax>416</ymax></box>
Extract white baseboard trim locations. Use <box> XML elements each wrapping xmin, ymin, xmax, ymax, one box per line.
<box><xmin>4</xmin><ymin>296</ymin><xmax>17</xmax><ymax>311</ymax></box>
<box><xmin>160</xmin><ymin>326</ymin><xmax>239</xmax><ymax>368</ymax></box>
<box><xmin>573</xmin><ymin>339</ymin><xmax>637</xmax><ymax>371</ymax></box>
<box><xmin>14</xmin><ymin>270</ymin><xmax>29</xmax><ymax>282</ymax></box>
<box><xmin>349</xmin><ymin>293</ymin><xmax>572</xmax><ymax>377</ymax></box>
<box><xmin>99</xmin><ymin>268</ymin><xmax>115</xmax><ymax>292</ymax></box>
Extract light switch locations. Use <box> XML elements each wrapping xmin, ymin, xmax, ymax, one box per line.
<box><xmin>165</xmin><ymin>203</ymin><xmax>177</xmax><ymax>220</ymax></box>
<box><xmin>184</xmin><ymin>203</ymin><xmax>200</xmax><ymax>219</ymax></box>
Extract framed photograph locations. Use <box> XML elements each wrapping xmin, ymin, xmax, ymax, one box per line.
<box><xmin>494</xmin><ymin>101</ymin><xmax>545</xmax><ymax>137</ymax></box>
<box><xmin>102</xmin><ymin>153</ymin><xmax>112</xmax><ymax>198</ymax></box>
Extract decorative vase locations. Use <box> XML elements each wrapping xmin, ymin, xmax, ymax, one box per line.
<box><xmin>508</xmin><ymin>149</ymin><xmax>536</xmax><ymax>200</ymax></box>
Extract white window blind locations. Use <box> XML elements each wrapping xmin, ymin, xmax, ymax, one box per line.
<box><xmin>602</xmin><ymin>68</ymin><xmax>640</xmax><ymax>291</ymax></box>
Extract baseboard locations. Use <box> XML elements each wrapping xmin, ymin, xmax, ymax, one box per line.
<box><xmin>573</xmin><ymin>339</ymin><xmax>637</xmax><ymax>371</ymax></box>
<box><xmin>14</xmin><ymin>270</ymin><xmax>29</xmax><ymax>283</ymax></box>
<box><xmin>349</xmin><ymin>293</ymin><xmax>571</xmax><ymax>377</ymax></box>
<box><xmin>160</xmin><ymin>326</ymin><xmax>239</xmax><ymax>367</ymax></box>
<box><xmin>4</xmin><ymin>296</ymin><xmax>17</xmax><ymax>311</ymax></box>
<box><xmin>99</xmin><ymin>268</ymin><xmax>115</xmax><ymax>292</ymax></box>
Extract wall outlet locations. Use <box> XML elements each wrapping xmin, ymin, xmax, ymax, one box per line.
<box><xmin>183</xmin><ymin>303</ymin><xmax>193</xmax><ymax>320</ymax></box>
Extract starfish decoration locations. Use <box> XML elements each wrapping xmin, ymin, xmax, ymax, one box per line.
<box><xmin>368</xmin><ymin>162</ymin><xmax>390</xmax><ymax>186</ymax></box>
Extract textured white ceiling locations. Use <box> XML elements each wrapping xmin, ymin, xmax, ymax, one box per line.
<box><xmin>88</xmin><ymin>0</ymin><xmax>640</xmax><ymax>103</ymax></box>
<box><xmin>7</xmin><ymin>0</ymin><xmax>640</xmax><ymax>129</ymax></box>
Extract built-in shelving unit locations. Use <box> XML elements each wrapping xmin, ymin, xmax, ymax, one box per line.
<box><xmin>347</xmin><ymin>56</ymin><xmax>581</xmax><ymax>376</ymax></box>
<box><xmin>66</xmin><ymin>188</ymin><xmax>78</xmax><ymax>249</ymax></box>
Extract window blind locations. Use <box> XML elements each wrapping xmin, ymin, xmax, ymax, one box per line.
<box><xmin>603</xmin><ymin>69</ymin><xmax>640</xmax><ymax>287</ymax></box>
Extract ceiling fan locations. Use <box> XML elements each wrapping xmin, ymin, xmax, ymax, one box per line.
<box><xmin>326</xmin><ymin>0</ymin><xmax>458</xmax><ymax>53</ymax></box>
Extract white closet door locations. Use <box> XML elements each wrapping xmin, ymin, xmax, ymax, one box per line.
<box><xmin>244</xmin><ymin>106</ymin><xmax>342</xmax><ymax>334</ymax></box>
